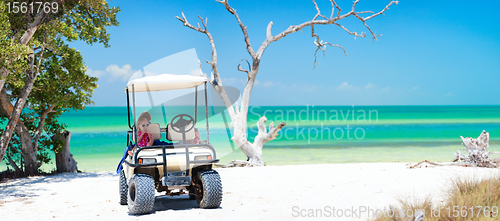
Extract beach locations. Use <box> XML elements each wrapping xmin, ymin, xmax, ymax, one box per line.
<box><xmin>2</xmin><ymin>105</ymin><xmax>500</xmax><ymax>172</ymax></box>
<box><xmin>1</xmin><ymin>163</ymin><xmax>499</xmax><ymax>220</ymax></box>
<box><xmin>1</xmin><ymin>106</ymin><xmax>499</xmax><ymax>220</ymax></box>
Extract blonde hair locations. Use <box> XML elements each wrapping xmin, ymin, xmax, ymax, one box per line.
<box><xmin>137</xmin><ymin>117</ymin><xmax>148</xmax><ymax>124</ymax></box>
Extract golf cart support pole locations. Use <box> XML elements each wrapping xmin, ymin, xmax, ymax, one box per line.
<box><xmin>126</xmin><ymin>88</ymin><xmax>132</xmax><ymax>129</ymax></box>
<box><xmin>162</xmin><ymin>146</ymin><xmax>167</xmax><ymax>178</ymax></box>
<box><xmin>183</xmin><ymin>127</ymin><xmax>190</xmax><ymax>176</ymax></box>
<box><xmin>205</xmin><ymin>83</ymin><xmax>209</xmax><ymax>143</ymax></box>
<box><xmin>132</xmin><ymin>84</ymin><xmax>139</xmax><ymax>164</ymax></box>
<box><xmin>194</xmin><ymin>86</ymin><xmax>197</xmax><ymax>123</ymax></box>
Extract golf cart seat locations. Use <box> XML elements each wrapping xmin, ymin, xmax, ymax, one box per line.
<box><xmin>149</xmin><ymin>123</ymin><xmax>161</xmax><ymax>140</ymax></box>
<box><xmin>132</xmin><ymin>123</ymin><xmax>162</xmax><ymax>143</ymax></box>
<box><xmin>166</xmin><ymin>123</ymin><xmax>195</xmax><ymax>141</ymax></box>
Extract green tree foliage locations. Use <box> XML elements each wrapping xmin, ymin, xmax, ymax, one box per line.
<box><xmin>0</xmin><ymin>0</ymin><xmax>119</xmax><ymax>175</ymax></box>
<box><xmin>0</xmin><ymin>2</ymin><xmax>29</xmax><ymax>80</ymax></box>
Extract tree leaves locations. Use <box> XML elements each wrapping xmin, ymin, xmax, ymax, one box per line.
<box><xmin>0</xmin><ymin>0</ymin><xmax>120</xmax><ymax>172</ymax></box>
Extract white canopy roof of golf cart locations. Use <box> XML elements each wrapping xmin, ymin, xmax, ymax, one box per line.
<box><xmin>125</xmin><ymin>74</ymin><xmax>208</xmax><ymax>92</ymax></box>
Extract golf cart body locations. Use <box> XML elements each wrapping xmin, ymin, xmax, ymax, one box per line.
<box><xmin>119</xmin><ymin>58</ymin><xmax>222</xmax><ymax>214</ymax></box>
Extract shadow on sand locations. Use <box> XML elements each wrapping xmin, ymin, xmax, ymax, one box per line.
<box><xmin>153</xmin><ymin>195</ymin><xmax>199</xmax><ymax>211</ymax></box>
<box><xmin>0</xmin><ymin>172</ymin><xmax>115</xmax><ymax>200</ymax></box>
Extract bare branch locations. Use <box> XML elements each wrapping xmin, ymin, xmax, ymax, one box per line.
<box><xmin>352</xmin><ymin>0</ymin><xmax>398</xmax><ymax>41</ymax></box>
<box><xmin>312</xmin><ymin>0</ymin><xmax>328</xmax><ymax>20</ymax></box>
<box><xmin>175</xmin><ymin>12</ymin><xmax>206</xmax><ymax>33</ymax></box>
<box><xmin>255</xmin><ymin>116</ymin><xmax>286</xmax><ymax>143</ymax></box>
<box><xmin>333</xmin><ymin>23</ymin><xmax>365</xmax><ymax>39</ymax></box>
<box><xmin>243</xmin><ymin>58</ymin><xmax>251</xmax><ymax>70</ymax></box>
<box><xmin>216</xmin><ymin>0</ymin><xmax>256</xmax><ymax>58</ymax></box>
<box><xmin>237</xmin><ymin>58</ymin><xmax>250</xmax><ymax>78</ymax></box>
<box><xmin>313</xmin><ymin>41</ymin><xmax>346</xmax><ymax>68</ymax></box>
<box><xmin>330</xmin><ymin>0</ymin><xmax>341</xmax><ymax>19</ymax></box>
<box><xmin>266</xmin><ymin>21</ymin><xmax>273</xmax><ymax>39</ymax></box>
<box><xmin>352</xmin><ymin>0</ymin><xmax>359</xmax><ymax>12</ymax></box>
<box><xmin>237</xmin><ymin>64</ymin><xmax>249</xmax><ymax>77</ymax></box>
<box><xmin>364</xmin><ymin>1</ymin><xmax>398</xmax><ymax>21</ymax></box>
<box><xmin>197</xmin><ymin>15</ymin><xmax>207</xmax><ymax>30</ymax></box>
<box><xmin>260</xmin><ymin>0</ymin><xmax>396</xmax><ymax>53</ymax></box>
<box><xmin>176</xmin><ymin>11</ymin><xmax>237</xmax><ymax>119</ymax></box>
<box><xmin>353</xmin><ymin>14</ymin><xmax>381</xmax><ymax>41</ymax></box>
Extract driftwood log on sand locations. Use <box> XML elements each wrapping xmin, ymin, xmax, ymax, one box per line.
<box><xmin>214</xmin><ymin>160</ymin><xmax>262</xmax><ymax>168</ymax></box>
<box><xmin>409</xmin><ymin>130</ymin><xmax>500</xmax><ymax>169</ymax></box>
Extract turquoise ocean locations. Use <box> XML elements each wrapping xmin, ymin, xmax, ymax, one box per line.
<box><xmin>2</xmin><ymin>105</ymin><xmax>500</xmax><ymax>172</ymax></box>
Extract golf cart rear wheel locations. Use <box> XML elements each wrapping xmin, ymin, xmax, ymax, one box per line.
<box><xmin>119</xmin><ymin>169</ymin><xmax>128</xmax><ymax>205</ymax></box>
<box><xmin>127</xmin><ymin>174</ymin><xmax>155</xmax><ymax>215</ymax></box>
<box><xmin>195</xmin><ymin>170</ymin><xmax>222</xmax><ymax>208</ymax></box>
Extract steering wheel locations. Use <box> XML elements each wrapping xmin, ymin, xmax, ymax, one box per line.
<box><xmin>170</xmin><ymin>114</ymin><xmax>195</xmax><ymax>133</ymax></box>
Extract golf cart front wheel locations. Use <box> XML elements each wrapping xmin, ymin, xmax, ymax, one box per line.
<box><xmin>195</xmin><ymin>170</ymin><xmax>222</xmax><ymax>208</ymax></box>
<box><xmin>127</xmin><ymin>174</ymin><xmax>155</xmax><ymax>215</ymax></box>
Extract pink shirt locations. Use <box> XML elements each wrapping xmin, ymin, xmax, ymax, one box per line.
<box><xmin>137</xmin><ymin>131</ymin><xmax>150</xmax><ymax>147</ymax></box>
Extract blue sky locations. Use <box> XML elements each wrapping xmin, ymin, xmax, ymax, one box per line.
<box><xmin>71</xmin><ymin>0</ymin><xmax>500</xmax><ymax>106</ymax></box>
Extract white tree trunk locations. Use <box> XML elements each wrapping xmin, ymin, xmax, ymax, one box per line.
<box><xmin>176</xmin><ymin>0</ymin><xmax>396</xmax><ymax>166</ymax></box>
<box><xmin>232</xmin><ymin>116</ymin><xmax>286</xmax><ymax>165</ymax></box>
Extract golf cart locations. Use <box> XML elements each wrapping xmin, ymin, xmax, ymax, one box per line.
<box><xmin>119</xmin><ymin>73</ymin><xmax>222</xmax><ymax>215</ymax></box>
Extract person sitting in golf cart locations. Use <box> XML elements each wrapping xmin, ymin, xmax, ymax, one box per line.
<box><xmin>186</xmin><ymin>128</ymin><xmax>201</xmax><ymax>144</ymax></box>
<box><xmin>128</xmin><ymin>117</ymin><xmax>154</xmax><ymax>157</ymax></box>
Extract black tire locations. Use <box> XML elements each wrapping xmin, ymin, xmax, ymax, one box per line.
<box><xmin>195</xmin><ymin>170</ymin><xmax>222</xmax><ymax>208</ymax></box>
<box><xmin>127</xmin><ymin>174</ymin><xmax>155</xmax><ymax>215</ymax></box>
<box><xmin>119</xmin><ymin>169</ymin><xmax>128</xmax><ymax>205</ymax></box>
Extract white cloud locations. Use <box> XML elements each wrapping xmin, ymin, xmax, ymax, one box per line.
<box><xmin>446</xmin><ymin>92</ymin><xmax>454</xmax><ymax>97</ymax></box>
<box><xmin>106</xmin><ymin>64</ymin><xmax>135</xmax><ymax>81</ymax></box>
<box><xmin>364</xmin><ymin>83</ymin><xmax>376</xmax><ymax>90</ymax></box>
<box><xmin>221</xmin><ymin>78</ymin><xmax>281</xmax><ymax>87</ymax></box>
<box><xmin>282</xmin><ymin>83</ymin><xmax>319</xmax><ymax>91</ymax></box>
<box><xmin>336</xmin><ymin>81</ymin><xmax>378</xmax><ymax>91</ymax></box>
<box><xmin>335</xmin><ymin>82</ymin><xmax>391</xmax><ymax>93</ymax></box>
<box><xmin>336</xmin><ymin>82</ymin><xmax>359</xmax><ymax>91</ymax></box>
<box><xmin>189</xmin><ymin>68</ymin><xmax>205</xmax><ymax>77</ymax></box>
<box><xmin>222</xmin><ymin>78</ymin><xmax>246</xmax><ymax>85</ymax></box>
<box><xmin>86</xmin><ymin>68</ymin><xmax>106</xmax><ymax>77</ymax></box>
<box><xmin>86</xmin><ymin>64</ymin><xmax>136</xmax><ymax>81</ymax></box>
<box><xmin>409</xmin><ymin>86</ymin><xmax>418</xmax><ymax>91</ymax></box>
<box><xmin>261</xmin><ymin>81</ymin><xmax>281</xmax><ymax>87</ymax></box>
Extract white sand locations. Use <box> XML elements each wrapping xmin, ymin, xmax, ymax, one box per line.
<box><xmin>1</xmin><ymin>163</ymin><xmax>499</xmax><ymax>220</ymax></box>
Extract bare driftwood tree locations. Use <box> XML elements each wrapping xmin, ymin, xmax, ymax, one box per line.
<box><xmin>177</xmin><ymin>0</ymin><xmax>398</xmax><ymax>166</ymax></box>
<box><xmin>409</xmin><ymin>130</ymin><xmax>500</xmax><ymax>169</ymax></box>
